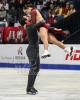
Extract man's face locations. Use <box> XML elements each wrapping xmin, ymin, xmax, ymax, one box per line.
<box><xmin>23</xmin><ymin>9</ymin><xmax>27</xmax><ymax>14</ymax></box>
<box><xmin>23</xmin><ymin>14</ymin><xmax>31</xmax><ymax>21</ymax></box>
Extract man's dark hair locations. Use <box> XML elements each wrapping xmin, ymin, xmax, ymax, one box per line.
<box><xmin>19</xmin><ymin>17</ymin><xmax>26</xmax><ymax>26</ymax></box>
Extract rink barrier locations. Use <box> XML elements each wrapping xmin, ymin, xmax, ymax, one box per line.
<box><xmin>0</xmin><ymin>44</ymin><xmax>80</xmax><ymax>70</ymax></box>
<box><xmin>0</xmin><ymin>63</ymin><xmax>80</xmax><ymax>70</ymax></box>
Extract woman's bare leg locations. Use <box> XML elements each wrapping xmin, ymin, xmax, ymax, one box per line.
<box><xmin>48</xmin><ymin>33</ymin><xmax>73</xmax><ymax>55</ymax></box>
<box><xmin>39</xmin><ymin>27</ymin><xmax>48</xmax><ymax>50</ymax></box>
<box><xmin>48</xmin><ymin>33</ymin><xmax>65</xmax><ymax>49</ymax></box>
<box><xmin>39</xmin><ymin>27</ymin><xmax>50</xmax><ymax>57</ymax></box>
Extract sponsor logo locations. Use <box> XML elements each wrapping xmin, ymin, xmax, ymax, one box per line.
<box><xmin>18</xmin><ymin>47</ymin><xmax>23</xmax><ymax>55</ymax></box>
<box><xmin>0</xmin><ymin>56</ymin><xmax>13</xmax><ymax>60</ymax></box>
<box><xmin>15</xmin><ymin>47</ymin><xmax>26</xmax><ymax>60</ymax></box>
<box><xmin>65</xmin><ymin>50</ymin><xmax>80</xmax><ymax>61</ymax></box>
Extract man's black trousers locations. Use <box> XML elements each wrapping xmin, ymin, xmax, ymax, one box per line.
<box><xmin>26</xmin><ymin>45</ymin><xmax>40</xmax><ymax>91</ymax></box>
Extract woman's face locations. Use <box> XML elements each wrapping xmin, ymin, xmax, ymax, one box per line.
<box><xmin>23</xmin><ymin>7</ymin><xmax>32</xmax><ymax>14</ymax></box>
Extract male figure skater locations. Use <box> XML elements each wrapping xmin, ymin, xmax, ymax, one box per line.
<box><xmin>21</xmin><ymin>14</ymin><xmax>46</xmax><ymax>95</ymax></box>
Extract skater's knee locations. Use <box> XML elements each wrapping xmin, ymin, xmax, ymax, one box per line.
<box><xmin>33</xmin><ymin>64</ymin><xmax>40</xmax><ymax>73</ymax></box>
<box><xmin>30</xmin><ymin>65</ymin><xmax>39</xmax><ymax>75</ymax></box>
<box><xmin>30</xmin><ymin>61</ymin><xmax>39</xmax><ymax>73</ymax></box>
<box><xmin>36</xmin><ymin>67</ymin><xmax>40</xmax><ymax>73</ymax></box>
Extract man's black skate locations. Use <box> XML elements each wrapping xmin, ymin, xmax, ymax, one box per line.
<box><xmin>27</xmin><ymin>87</ymin><xmax>38</xmax><ymax>95</ymax></box>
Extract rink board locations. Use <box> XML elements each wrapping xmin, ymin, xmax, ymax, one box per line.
<box><xmin>0</xmin><ymin>44</ymin><xmax>80</xmax><ymax>70</ymax></box>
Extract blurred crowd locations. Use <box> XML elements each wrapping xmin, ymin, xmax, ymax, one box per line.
<box><xmin>0</xmin><ymin>0</ymin><xmax>80</xmax><ymax>44</ymax></box>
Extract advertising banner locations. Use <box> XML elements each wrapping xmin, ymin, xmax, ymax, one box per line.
<box><xmin>0</xmin><ymin>44</ymin><xmax>80</xmax><ymax>69</ymax></box>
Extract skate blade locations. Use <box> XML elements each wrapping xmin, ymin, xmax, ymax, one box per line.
<box><xmin>41</xmin><ymin>54</ymin><xmax>51</xmax><ymax>59</ymax></box>
<box><xmin>27</xmin><ymin>92</ymin><xmax>38</xmax><ymax>95</ymax></box>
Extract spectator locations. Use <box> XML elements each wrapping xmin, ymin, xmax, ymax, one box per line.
<box><xmin>0</xmin><ymin>1</ymin><xmax>3</xmax><ymax>9</ymax></box>
<box><xmin>54</xmin><ymin>6</ymin><xmax>64</xmax><ymax>21</ymax></box>
<box><xmin>0</xmin><ymin>26</ymin><xmax>4</xmax><ymax>43</ymax></box>
<box><xmin>3</xmin><ymin>1</ymin><xmax>9</xmax><ymax>11</ymax></box>
<box><xmin>37</xmin><ymin>0</ymin><xmax>44</xmax><ymax>10</ymax></box>
<box><xmin>0</xmin><ymin>5</ymin><xmax>7</xmax><ymax>26</ymax></box>
<box><xmin>16</xmin><ymin>26</ymin><xmax>28</xmax><ymax>43</ymax></box>
<box><xmin>68</xmin><ymin>3</ymin><xmax>76</xmax><ymax>16</ymax></box>
<box><xmin>0</xmin><ymin>31</ymin><xmax>2</xmax><ymax>43</ymax></box>
<box><xmin>3</xmin><ymin>22</ymin><xmax>17</xmax><ymax>44</ymax></box>
<box><xmin>15</xmin><ymin>0</ymin><xmax>25</xmax><ymax>21</ymax></box>
<box><xmin>7</xmin><ymin>6</ymin><xmax>17</xmax><ymax>25</ymax></box>
<box><xmin>73</xmin><ymin>0</ymin><xmax>80</xmax><ymax>11</ymax></box>
<box><xmin>0</xmin><ymin>6</ymin><xmax>6</xmax><ymax>21</ymax></box>
<box><xmin>7</xmin><ymin>28</ymin><xmax>16</xmax><ymax>43</ymax></box>
<box><xmin>47</xmin><ymin>9</ymin><xmax>57</xmax><ymax>25</ymax></box>
<box><xmin>40</xmin><ymin>1</ymin><xmax>51</xmax><ymax>21</ymax></box>
<box><xmin>61</xmin><ymin>2</ymin><xmax>70</xmax><ymax>18</ymax></box>
<box><xmin>9</xmin><ymin>0</ymin><xmax>16</xmax><ymax>9</ymax></box>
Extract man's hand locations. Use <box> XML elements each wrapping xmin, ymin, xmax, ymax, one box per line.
<box><xmin>23</xmin><ymin>16</ymin><xmax>27</xmax><ymax>19</ymax></box>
